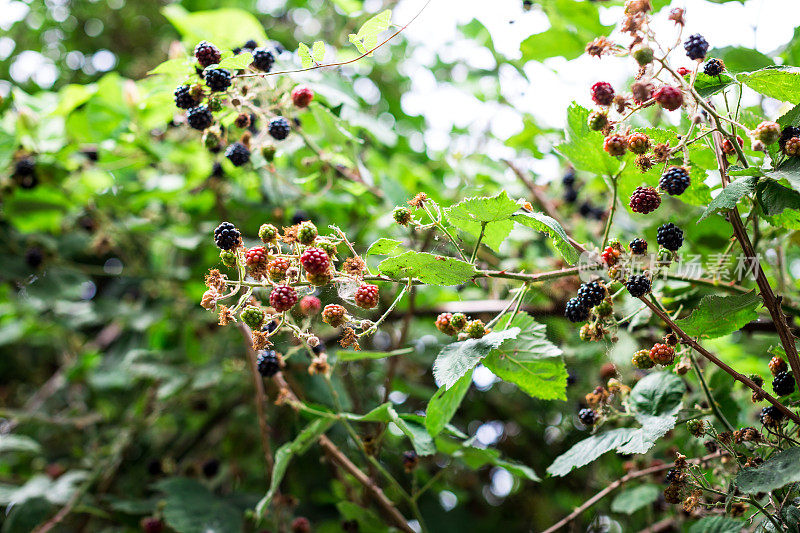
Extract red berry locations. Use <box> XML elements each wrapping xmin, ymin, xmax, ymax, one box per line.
<box><xmin>300</xmin><ymin>247</ymin><xmax>330</xmax><ymax>275</ymax></box>
<box><xmin>677</xmin><ymin>67</ymin><xmax>690</xmax><ymax>76</ymax></box>
<box><xmin>601</xmin><ymin>246</ymin><xmax>620</xmax><ymax>266</ymax></box>
<box><xmin>245</xmin><ymin>246</ymin><xmax>269</xmax><ymax>266</ymax></box>
<box><xmin>435</xmin><ymin>313</ymin><xmax>457</xmax><ymax>335</ymax></box>
<box><xmin>629</xmin><ymin>186</ymin><xmax>661</xmax><ymax>214</ymax></box>
<box><xmin>722</xmin><ymin>135</ymin><xmax>743</xmax><ymax>155</ymax></box>
<box><xmin>270</xmin><ymin>285</ymin><xmax>298</xmax><ymax>312</ymax></box>
<box><xmin>604</xmin><ymin>134</ymin><xmax>628</xmax><ymax>156</ymax></box>
<box><xmin>591</xmin><ymin>82</ymin><xmax>615</xmax><ymax>106</ymax></box>
<box><xmin>653</xmin><ymin>85</ymin><xmax>683</xmax><ymax>111</ymax></box>
<box><xmin>649</xmin><ymin>343</ymin><xmax>675</xmax><ymax>365</ymax></box>
<box><xmin>322</xmin><ymin>304</ymin><xmax>347</xmax><ymax>327</ymax></box>
<box><xmin>299</xmin><ymin>295</ymin><xmax>321</xmax><ymax>315</ymax></box>
<box><xmin>267</xmin><ymin>258</ymin><xmax>290</xmax><ymax>281</ymax></box>
<box><xmin>354</xmin><ymin>284</ymin><xmax>379</xmax><ymax>309</ymax></box>
<box><xmin>291</xmin><ymin>517</ymin><xmax>311</xmax><ymax>533</ymax></box>
<box><xmin>194</xmin><ymin>41</ymin><xmax>221</xmax><ymax>68</ymax></box>
<box><xmin>141</xmin><ymin>517</ymin><xmax>164</xmax><ymax>533</ymax></box>
<box><xmin>291</xmin><ymin>85</ymin><xmax>315</xmax><ymax>108</ymax></box>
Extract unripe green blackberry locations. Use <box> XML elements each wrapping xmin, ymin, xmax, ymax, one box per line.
<box><xmin>262</xmin><ymin>145</ymin><xmax>277</xmax><ymax>162</ymax></box>
<box><xmin>579</xmin><ymin>324</ymin><xmax>592</xmax><ymax>342</ymax></box>
<box><xmin>595</xmin><ymin>298</ymin><xmax>613</xmax><ymax>317</ymax></box>
<box><xmin>259</xmin><ymin>223</ymin><xmax>278</xmax><ymax>243</ymax></box>
<box><xmin>297</xmin><ymin>221</ymin><xmax>318</xmax><ymax>245</ymax></box>
<box><xmin>450</xmin><ymin>312</ymin><xmax>468</xmax><ymax>330</ymax></box>
<box><xmin>393</xmin><ymin>206</ymin><xmax>412</xmax><ymax>226</ymax></box>
<box><xmin>465</xmin><ymin>319</ymin><xmax>487</xmax><ymax>339</ymax></box>
<box><xmin>631</xmin><ymin>44</ymin><xmax>654</xmax><ymax>66</ymax></box>
<box><xmin>632</xmin><ymin>349</ymin><xmax>655</xmax><ymax>369</ymax></box>
<box><xmin>686</xmin><ymin>419</ymin><xmax>705</xmax><ymax>437</ymax></box>
<box><xmin>220</xmin><ymin>249</ymin><xmax>237</xmax><ymax>267</ymax></box>
<box><xmin>241</xmin><ymin>306</ymin><xmax>265</xmax><ymax>329</ymax></box>
<box><xmin>317</xmin><ymin>240</ymin><xmax>337</xmax><ymax>258</ymax></box>
<box><xmin>753</xmin><ymin>121</ymin><xmax>780</xmax><ymax>145</ymax></box>
<box><xmin>587</xmin><ymin>111</ymin><xmax>608</xmax><ymax>131</ymax></box>
<box><xmin>202</xmin><ymin>128</ymin><xmax>222</xmax><ymax>152</ymax></box>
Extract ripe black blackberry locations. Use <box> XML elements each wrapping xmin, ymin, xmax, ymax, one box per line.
<box><xmin>626</xmin><ymin>275</ymin><xmax>651</xmax><ymax>297</ymax></box>
<box><xmin>577</xmin><ymin>281</ymin><xmax>606</xmax><ymax>308</ymax></box>
<box><xmin>629</xmin><ymin>238</ymin><xmax>647</xmax><ymax>255</ymax></box>
<box><xmin>243</xmin><ymin>39</ymin><xmax>258</xmax><ymax>50</ymax></box>
<box><xmin>578</xmin><ymin>408</ymin><xmax>596</xmax><ymax>426</ymax></box>
<box><xmin>760</xmin><ymin>405</ymin><xmax>785</xmax><ymax>427</ymax></box>
<box><xmin>213</xmin><ymin>221</ymin><xmax>241</xmax><ymax>250</ymax></box>
<box><xmin>252</xmin><ymin>47</ymin><xmax>275</xmax><ymax>72</ymax></box>
<box><xmin>657</xmin><ymin>223</ymin><xmax>684</xmax><ymax>251</ymax></box>
<box><xmin>25</xmin><ymin>247</ymin><xmax>44</xmax><ymax>269</ymax></box>
<box><xmin>772</xmin><ymin>371</ymin><xmax>796</xmax><ymax>396</ymax></box>
<box><xmin>262</xmin><ymin>321</ymin><xmax>278</xmax><ymax>334</ymax></box>
<box><xmin>564</xmin><ymin>187</ymin><xmax>578</xmax><ymax>204</ymax></box>
<box><xmin>562</xmin><ymin>169</ymin><xmax>576</xmax><ymax>187</ymax></box>
<box><xmin>703</xmin><ymin>58</ymin><xmax>725</xmax><ymax>77</ymax></box>
<box><xmin>14</xmin><ymin>157</ymin><xmax>35</xmax><ymax>177</ymax></box>
<box><xmin>779</xmin><ymin>126</ymin><xmax>800</xmax><ymax>151</ymax></box>
<box><xmin>174</xmin><ymin>85</ymin><xmax>199</xmax><ymax>109</ymax></box>
<box><xmin>268</xmin><ymin>117</ymin><xmax>291</xmax><ymax>140</ymax></box>
<box><xmin>565</xmin><ymin>297</ymin><xmax>590</xmax><ymax>323</ymax></box>
<box><xmin>204</xmin><ymin>68</ymin><xmax>232</xmax><ymax>92</ymax></box>
<box><xmin>683</xmin><ymin>34</ymin><xmax>709</xmax><ymax>60</ymax></box>
<box><xmin>194</xmin><ymin>41</ymin><xmax>221</xmax><ymax>67</ymax></box>
<box><xmin>186</xmin><ymin>105</ymin><xmax>213</xmax><ymax>130</ymax></box>
<box><xmin>256</xmin><ymin>350</ymin><xmax>280</xmax><ymax>377</ymax></box>
<box><xmin>659</xmin><ymin>166</ymin><xmax>691</xmax><ymax>196</ymax></box>
<box><xmin>225</xmin><ymin>142</ymin><xmax>250</xmax><ymax>166</ymax></box>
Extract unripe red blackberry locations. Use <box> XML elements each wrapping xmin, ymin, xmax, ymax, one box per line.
<box><xmin>257</xmin><ymin>350</ymin><xmax>280</xmax><ymax>377</ymax></box>
<box><xmin>677</xmin><ymin>67</ymin><xmax>690</xmax><ymax>76</ymax></box>
<box><xmin>450</xmin><ymin>312</ymin><xmax>467</xmax><ymax>330</ymax></box>
<box><xmin>626</xmin><ymin>274</ymin><xmax>651</xmax><ymax>297</ymax></box>
<box><xmin>299</xmin><ymin>295</ymin><xmax>322</xmax><ymax>316</ymax></box>
<box><xmin>435</xmin><ymin>313</ymin><xmax>457</xmax><ymax>335</ymax></box>
<box><xmin>174</xmin><ymin>84</ymin><xmax>200</xmax><ymax>109</ymax></box>
<box><xmin>703</xmin><ymin>58</ymin><xmax>725</xmax><ymax>77</ymax></box>
<box><xmin>565</xmin><ymin>297</ymin><xmax>590</xmax><ymax>323</ymax></box>
<box><xmin>297</xmin><ymin>221</ymin><xmax>318</xmax><ymax>245</ymax></box>
<box><xmin>393</xmin><ymin>206</ymin><xmax>412</xmax><ymax>225</ymax></box>
<box><xmin>203</xmin><ymin>68</ymin><xmax>232</xmax><ymax>92</ymax></box>
<box><xmin>650</xmin><ymin>343</ymin><xmax>675</xmax><ymax>365</ymax></box>
<box><xmin>684</xmin><ymin>34</ymin><xmax>709</xmax><ymax>60</ymax></box>
<box><xmin>659</xmin><ymin>166</ymin><xmax>691</xmax><ymax>196</ymax></box>
<box><xmin>465</xmin><ymin>319</ymin><xmax>487</xmax><ymax>339</ymax></box>
<box><xmin>259</xmin><ymin>223</ymin><xmax>278</xmax><ymax>243</ymax></box>
<box><xmin>653</xmin><ymin>85</ymin><xmax>683</xmax><ymax>111</ymax></box>
<box><xmin>268</xmin><ymin>116</ymin><xmax>291</xmax><ymax>140</ymax></box>
<box><xmin>753</xmin><ymin>121</ymin><xmax>780</xmax><ymax>145</ymax></box>
<box><xmin>267</xmin><ymin>258</ymin><xmax>290</xmax><ymax>281</ymax></box>
<box><xmin>578</xmin><ymin>408</ymin><xmax>597</xmax><ymax>426</ymax></box>
<box><xmin>656</xmin><ymin>223</ymin><xmax>684</xmax><ymax>251</ymax></box>
<box><xmin>722</xmin><ymin>135</ymin><xmax>743</xmax><ymax>156</ymax></box>
<box><xmin>590</xmin><ymin>82</ymin><xmax>615</xmax><ymax>106</ymax></box>
<box><xmin>291</xmin><ymin>85</ymin><xmax>315</xmax><ymax>108</ymax></box>
<box><xmin>587</xmin><ymin>111</ymin><xmax>608</xmax><ymax>131</ymax></box>
<box><xmin>291</xmin><ymin>517</ymin><xmax>312</xmax><ymax>533</ymax></box>
<box><xmin>686</xmin><ymin>419</ymin><xmax>706</xmax><ymax>437</ymax></box>
<box><xmin>300</xmin><ymin>247</ymin><xmax>330</xmax><ymax>275</ymax></box>
<box><xmin>322</xmin><ymin>304</ymin><xmax>347</xmax><ymax>327</ymax></box>
<box><xmin>241</xmin><ymin>305</ymin><xmax>265</xmax><ymax>329</ymax></box>
<box><xmin>214</xmin><ymin>221</ymin><xmax>241</xmax><ymax>250</ymax></box>
<box><xmin>772</xmin><ymin>371</ymin><xmax>796</xmax><ymax>396</ymax></box>
<box><xmin>194</xmin><ymin>41</ymin><xmax>221</xmax><ymax>67</ymax></box>
<box><xmin>760</xmin><ymin>405</ymin><xmax>785</xmax><ymax>427</ymax></box>
<box><xmin>140</xmin><ymin>517</ymin><xmax>165</xmax><ymax>533</ymax></box>
<box><xmin>629</xmin><ymin>238</ymin><xmax>647</xmax><ymax>255</ymax></box>
<box><xmin>629</xmin><ymin>186</ymin><xmax>661</xmax><ymax>214</ymax></box>
<box><xmin>769</xmin><ymin>355</ymin><xmax>788</xmax><ymax>376</ymax></box>
<box><xmin>225</xmin><ymin>142</ymin><xmax>250</xmax><ymax>166</ymax></box>
<box><xmin>785</xmin><ymin>137</ymin><xmax>800</xmax><ymax>157</ymax></box>
<box><xmin>245</xmin><ymin>245</ymin><xmax>269</xmax><ymax>266</ymax></box>
<box><xmin>186</xmin><ymin>105</ymin><xmax>213</xmax><ymax>130</ymax></box>
<box><xmin>354</xmin><ymin>284</ymin><xmax>379</xmax><ymax>309</ymax></box>
<box><xmin>632</xmin><ymin>349</ymin><xmax>655</xmax><ymax>369</ymax></box>
<box><xmin>604</xmin><ymin>134</ymin><xmax>627</xmax><ymax>156</ymax></box>
<box><xmin>627</xmin><ymin>132</ymin><xmax>650</xmax><ymax>155</ymax></box>
<box><xmin>251</xmin><ymin>47</ymin><xmax>275</xmax><ymax>72</ymax></box>
<box><xmin>270</xmin><ymin>285</ymin><xmax>298</xmax><ymax>312</ymax></box>
<box><xmin>601</xmin><ymin>246</ymin><xmax>620</xmax><ymax>266</ymax></box>
<box><xmin>631</xmin><ymin>44</ymin><xmax>654</xmax><ymax>66</ymax></box>
<box><xmin>577</xmin><ymin>280</ymin><xmax>606</xmax><ymax>308</ymax></box>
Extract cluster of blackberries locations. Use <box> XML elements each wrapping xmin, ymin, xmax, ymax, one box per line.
<box><xmin>562</xmin><ymin>168</ymin><xmax>604</xmax><ymax>220</ymax></box>
<box><xmin>565</xmin><ymin>280</ymin><xmax>607</xmax><ymax>323</ymax></box>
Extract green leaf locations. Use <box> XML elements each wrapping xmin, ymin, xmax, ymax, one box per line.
<box><xmin>674</xmin><ymin>290</ymin><xmax>761</xmax><ymax>339</ymax></box>
<box><xmin>432</xmin><ymin>328</ymin><xmax>520</xmax><ymax>390</ymax></box>
<box><xmin>349</xmin><ymin>10</ymin><xmax>391</xmax><ymax>55</ymax></box>
<box><xmin>547</xmin><ymin>428</ymin><xmax>639</xmax><ymax>477</ymax></box>
<box><xmin>378</xmin><ymin>251</ymin><xmax>476</xmax><ymax>285</ymax></box>
<box><xmin>218</xmin><ymin>52</ymin><xmax>253</xmax><ymax>70</ymax></box>
<box><xmin>483</xmin><ymin>313</ymin><xmax>567</xmax><ymax>401</ymax></box>
<box><xmin>336</xmin><ymin>347</ymin><xmax>413</xmax><ymax>362</ymax></box>
<box><xmin>336</xmin><ymin>501</ymin><xmax>389</xmax><ymax>533</ymax></box>
<box><xmin>365</xmin><ymin>238</ymin><xmax>405</xmax><ymax>257</ymax></box>
<box><xmin>445</xmin><ymin>191</ymin><xmax>520</xmax><ymax>251</ymax></box>
<box><xmin>710</xmin><ymin>46</ymin><xmax>773</xmax><ymax>73</ymax></box>
<box><xmin>519</xmin><ymin>0</ymin><xmax>611</xmax><ymax>62</ymax></box>
<box><xmin>737</xmin><ymin>66</ymin><xmax>800</xmax><ymax>102</ymax></box>
<box><xmin>756</xmin><ymin>179</ymin><xmax>800</xmax><ymax>216</ymax></box>
<box><xmin>312</xmin><ymin>41</ymin><xmax>325</xmax><ymax>63</ymax></box>
<box><xmin>426</xmin><ymin>369</ymin><xmax>473</xmax><ymax>437</ymax></box>
<box><xmin>617</xmin><ymin>414</ymin><xmax>676</xmax><ymax>454</ymax></box>
<box><xmin>628</xmin><ymin>372</ymin><xmax>685</xmax><ymax>417</ymax></box>
<box><xmin>688</xmin><ymin>516</ymin><xmax>744</xmax><ymax>533</ymax></box>
<box><xmin>344</xmin><ymin>403</ymin><xmax>435</xmax><ymax>456</ymax></box>
<box><xmin>698</xmin><ymin>176</ymin><xmax>758</xmax><ymax>222</ymax></box>
<box><xmin>436</xmin><ymin>438</ymin><xmax>539</xmax><ymax>481</ymax></box>
<box><xmin>298</xmin><ymin>43</ymin><xmax>312</xmax><ymax>69</ymax></box>
<box><xmin>162</xmin><ymin>6</ymin><xmax>267</xmax><ymax>49</ymax></box>
<box><xmin>693</xmin><ymin>72</ymin><xmax>736</xmax><ymax>98</ymax></box>
<box><xmin>155</xmin><ymin>478</ymin><xmax>242</xmax><ymax>533</ymax></box>
<box><xmin>555</xmin><ymin>103</ymin><xmax>622</xmax><ymax>178</ymax></box>
<box><xmin>255</xmin><ymin>419</ymin><xmax>333</xmax><ymax>516</ymax></box>
<box><xmin>512</xmin><ymin>212</ymin><xmax>578</xmax><ymax>264</ymax></box>
<box><xmin>610</xmin><ymin>484</ymin><xmax>660</xmax><ymax>515</ymax></box>
<box><xmin>735</xmin><ymin>447</ymin><xmax>800</xmax><ymax>494</ymax></box>
<box><xmin>0</xmin><ymin>435</ymin><xmax>41</xmax><ymax>455</ymax></box>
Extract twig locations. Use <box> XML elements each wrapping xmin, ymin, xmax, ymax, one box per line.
<box><xmin>238</xmin><ymin>323</ymin><xmax>275</xmax><ymax>475</ymax></box>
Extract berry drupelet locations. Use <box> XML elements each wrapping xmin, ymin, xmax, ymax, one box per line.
<box><xmin>684</xmin><ymin>34</ymin><xmax>709</xmax><ymax>60</ymax></box>
<box><xmin>257</xmin><ymin>350</ymin><xmax>280</xmax><ymax>377</ymax></box>
<box><xmin>225</xmin><ymin>142</ymin><xmax>250</xmax><ymax>166</ymax></box>
<box><xmin>214</xmin><ymin>221</ymin><xmax>241</xmax><ymax>250</ymax></box>
<box><xmin>194</xmin><ymin>41</ymin><xmax>221</xmax><ymax>67</ymax></box>
<box><xmin>270</xmin><ymin>285</ymin><xmax>298</xmax><ymax>312</ymax></box>
<box><xmin>657</xmin><ymin>223</ymin><xmax>684</xmax><ymax>251</ymax></box>
<box><xmin>578</xmin><ymin>408</ymin><xmax>597</xmax><ymax>426</ymax></box>
<box><xmin>186</xmin><ymin>105</ymin><xmax>213</xmax><ymax>130</ymax></box>
<box><xmin>174</xmin><ymin>85</ymin><xmax>199</xmax><ymax>109</ymax></box>
<box><xmin>240</xmin><ymin>306</ymin><xmax>265</xmax><ymax>329</ymax></box>
<box><xmin>251</xmin><ymin>47</ymin><xmax>275</xmax><ymax>72</ymax></box>
<box><xmin>659</xmin><ymin>166</ymin><xmax>691</xmax><ymax>196</ymax></box>
<box><xmin>565</xmin><ymin>297</ymin><xmax>590</xmax><ymax>323</ymax></box>
<box><xmin>577</xmin><ymin>281</ymin><xmax>606</xmax><ymax>308</ymax></box>
<box><xmin>435</xmin><ymin>313</ymin><xmax>457</xmax><ymax>335</ymax></box>
<box><xmin>703</xmin><ymin>58</ymin><xmax>725</xmax><ymax>77</ymax></box>
<box><xmin>322</xmin><ymin>304</ymin><xmax>347</xmax><ymax>327</ymax></box>
<box><xmin>626</xmin><ymin>275</ymin><xmax>651</xmax><ymax>297</ymax></box>
<box><xmin>627</xmin><ymin>132</ymin><xmax>651</xmax><ymax>155</ymax></box>
<box><xmin>629</xmin><ymin>186</ymin><xmax>661</xmax><ymax>214</ymax></box>
<box><xmin>267</xmin><ymin>258</ymin><xmax>290</xmax><ymax>281</ymax></box>
<box><xmin>629</xmin><ymin>238</ymin><xmax>648</xmax><ymax>255</ymax></box>
<box><xmin>204</xmin><ymin>68</ymin><xmax>232</xmax><ymax>92</ymax></box>
<box><xmin>772</xmin><ymin>371</ymin><xmax>796</xmax><ymax>396</ymax></box>
<box><xmin>268</xmin><ymin>117</ymin><xmax>291</xmax><ymax>140</ymax></box>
